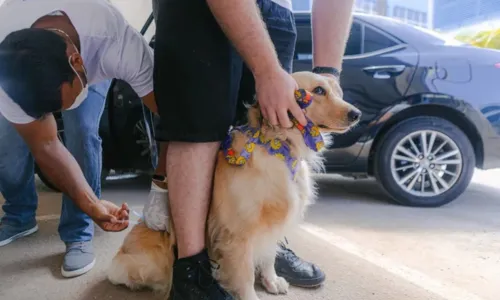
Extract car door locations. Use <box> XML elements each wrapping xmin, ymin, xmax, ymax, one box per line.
<box><xmin>293</xmin><ymin>16</ymin><xmax>419</xmax><ymax>165</ymax></box>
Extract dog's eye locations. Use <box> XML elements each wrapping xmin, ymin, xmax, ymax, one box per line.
<box><xmin>312</xmin><ymin>86</ymin><xmax>326</xmax><ymax>95</ymax></box>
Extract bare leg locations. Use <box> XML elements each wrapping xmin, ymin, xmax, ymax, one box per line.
<box><xmin>166</xmin><ymin>141</ymin><xmax>219</xmax><ymax>258</ymax></box>
<box><xmin>144</xmin><ymin>142</ymin><xmax>169</xmax><ymax>232</ymax></box>
<box><xmin>152</xmin><ymin>142</ymin><xmax>168</xmax><ymax>189</ymax></box>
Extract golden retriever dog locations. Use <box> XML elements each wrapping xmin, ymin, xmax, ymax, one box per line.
<box><xmin>107</xmin><ymin>71</ymin><xmax>361</xmax><ymax>299</ymax></box>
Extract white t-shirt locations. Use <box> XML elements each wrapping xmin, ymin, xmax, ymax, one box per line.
<box><xmin>0</xmin><ymin>0</ymin><xmax>154</xmax><ymax>124</ymax></box>
<box><xmin>272</xmin><ymin>0</ymin><xmax>292</xmax><ymax>11</ymax></box>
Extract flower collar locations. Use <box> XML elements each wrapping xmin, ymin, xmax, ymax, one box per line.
<box><xmin>221</xmin><ymin>89</ymin><xmax>324</xmax><ymax>179</ymax></box>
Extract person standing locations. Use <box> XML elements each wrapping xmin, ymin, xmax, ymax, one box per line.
<box><xmin>152</xmin><ymin>0</ymin><xmax>356</xmax><ymax>298</ymax></box>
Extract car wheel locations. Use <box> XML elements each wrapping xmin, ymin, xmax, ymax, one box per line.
<box><xmin>123</xmin><ymin>109</ymin><xmax>158</xmax><ymax>170</ymax></box>
<box><xmin>374</xmin><ymin>116</ymin><xmax>475</xmax><ymax>207</ymax></box>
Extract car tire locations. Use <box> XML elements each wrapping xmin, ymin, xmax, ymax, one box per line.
<box><xmin>123</xmin><ymin>108</ymin><xmax>158</xmax><ymax>170</ymax></box>
<box><xmin>374</xmin><ymin>116</ymin><xmax>475</xmax><ymax>207</ymax></box>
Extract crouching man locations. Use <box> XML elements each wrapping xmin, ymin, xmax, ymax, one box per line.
<box><xmin>0</xmin><ymin>0</ymin><xmax>158</xmax><ymax>278</ymax></box>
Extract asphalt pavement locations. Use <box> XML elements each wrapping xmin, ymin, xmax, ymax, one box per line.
<box><xmin>1</xmin><ymin>169</ymin><xmax>499</xmax><ymax>300</ymax></box>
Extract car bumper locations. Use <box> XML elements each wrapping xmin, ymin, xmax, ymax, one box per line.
<box><xmin>481</xmin><ymin>136</ymin><xmax>500</xmax><ymax>169</ymax></box>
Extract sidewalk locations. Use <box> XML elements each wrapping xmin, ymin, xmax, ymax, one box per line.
<box><xmin>0</xmin><ymin>218</ymin><xmax>444</xmax><ymax>300</ymax></box>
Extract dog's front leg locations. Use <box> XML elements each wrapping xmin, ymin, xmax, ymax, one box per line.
<box><xmin>216</xmin><ymin>241</ymin><xmax>260</xmax><ymax>300</ymax></box>
<box><xmin>258</xmin><ymin>251</ymin><xmax>289</xmax><ymax>295</ymax></box>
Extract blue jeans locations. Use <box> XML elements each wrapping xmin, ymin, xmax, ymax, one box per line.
<box><xmin>261</xmin><ymin>0</ymin><xmax>296</xmax><ymax>73</ymax></box>
<box><xmin>0</xmin><ymin>80</ymin><xmax>111</xmax><ymax>243</ymax></box>
<box><xmin>235</xmin><ymin>0</ymin><xmax>296</xmax><ymax>124</ymax></box>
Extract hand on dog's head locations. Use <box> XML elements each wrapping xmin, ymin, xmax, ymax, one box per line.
<box><xmin>291</xmin><ymin>71</ymin><xmax>361</xmax><ymax>134</ymax></box>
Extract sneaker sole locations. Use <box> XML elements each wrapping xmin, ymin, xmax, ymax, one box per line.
<box><xmin>0</xmin><ymin>224</ymin><xmax>39</xmax><ymax>247</ymax></box>
<box><xmin>61</xmin><ymin>258</ymin><xmax>96</xmax><ymax>278</ymax></box>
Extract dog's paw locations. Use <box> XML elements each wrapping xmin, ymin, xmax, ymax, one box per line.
<box><xmin>261</xmin><ymin>275</ymin><xmax>289</xmax><ymax>295</ymax></box>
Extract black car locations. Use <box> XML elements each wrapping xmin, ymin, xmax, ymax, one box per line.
<box><xmin>292</xmin><ymin>12</ymin><xmax>500</xmax><ymax>207</ymax></box>
<box><xmin>37</xmin><ymin>12</ymin><xmax>500</xmax><ymax>207</ymax></box>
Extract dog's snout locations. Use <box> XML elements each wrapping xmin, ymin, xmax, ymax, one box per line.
<box><xmin>347</xmin><ymin>109</ymin><xmax>361</xmax><ymax>123</ymax></box>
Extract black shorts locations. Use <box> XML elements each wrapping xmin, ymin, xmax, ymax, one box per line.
<box><xmin>153</xmin><ymin>0</ymin><xmax>296</xmax><ymax>142</ymax></box>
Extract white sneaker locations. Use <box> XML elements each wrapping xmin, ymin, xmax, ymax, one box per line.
<box><xmin>142</xmin><ymin>181</ymin><xmax>169</xmax><ymax>231</ymax></box>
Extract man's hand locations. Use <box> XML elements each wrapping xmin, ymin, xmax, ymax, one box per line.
<box><xmin>14</xmin><ymin>115</ymin><xmax>130</xmax><ymax>232</ymax></box>
<box><xmin>205</xmin><ymin>0</ymin><xmax>306</xmax><ymax>128</ymax></box>
<box><xmin>88</xmin><ymin>200</ymin><xmax>130</xmax><ymax>232</ymax></box>
<box><xmin>255</xmin><ymin>68</ymin><xmax>307</xmax><ymax>128</ymax></box>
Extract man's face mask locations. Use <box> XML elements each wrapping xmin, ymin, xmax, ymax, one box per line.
<box><xmin>48</xmin><ymin>27</ymin><xmax>88</xmax><ymax>111</ymax></box>
<box><xmin>67</xmin><ymin>53</ymin><xmax>88</xmax><ymax>110</ymax></box>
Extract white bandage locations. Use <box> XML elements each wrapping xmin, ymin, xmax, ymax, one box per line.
<box><xmin>142</xmin><ymin>182</ymin><xmax>169</xmax><ymax>232</ymax></box>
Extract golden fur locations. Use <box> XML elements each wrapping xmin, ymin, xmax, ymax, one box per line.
<box><xmin>107</xmin><ymin>72</ymin><xmax>360</xmax><ymax>300</ymax></box>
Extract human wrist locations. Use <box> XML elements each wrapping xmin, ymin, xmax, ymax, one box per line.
<box><xmin>312</xmin><ymin>66</ymin><xmax>341</xmax><ymax>79</ymax></box>
<box><xmin>78</xmin><ymin>192</ymin><xmax>99</xmax><ymax>217</ymax></box>
<box><xmin>250</xmin><ymin>52</ymin><xmax>282</xmax><ymax>77</ymax></box>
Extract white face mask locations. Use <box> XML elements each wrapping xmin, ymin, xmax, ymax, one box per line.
<box><xmin>67</xmin><ymin>55</ymin><xmax>88</xmax><ymax>110</ymax></box>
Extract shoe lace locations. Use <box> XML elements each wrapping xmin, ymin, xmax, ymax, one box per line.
<box><xmin>196</xmin><ymin>259</ymin><xmax>228</xmax><ymax>295</ymax></box>
<box><xmin>278</xmin><ymin>238</ymin><xmax>300</xmax><ymax>263</ymax></box>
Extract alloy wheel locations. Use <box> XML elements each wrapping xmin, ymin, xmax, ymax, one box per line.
<box><xmin>390</xmin><ymin>130</ymin><xmax>463</xmax><ymax>197</ymax></box>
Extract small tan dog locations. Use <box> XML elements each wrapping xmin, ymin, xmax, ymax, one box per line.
<box><xmin>107</xmin><ymin>71</ymin><xmax>361</xmax><ymax>299</ymax></box>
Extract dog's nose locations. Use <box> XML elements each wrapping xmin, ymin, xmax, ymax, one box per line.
<box><xmin>347</xmin><ymin>109</ymin><xmax>361</xmax><ymax>123</ymax></box>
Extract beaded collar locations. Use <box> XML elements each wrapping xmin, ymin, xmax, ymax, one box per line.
<box><xmin>221</xmin><ymin>89</ymin><xmax>324</xmax><ymax>179</ymax></box>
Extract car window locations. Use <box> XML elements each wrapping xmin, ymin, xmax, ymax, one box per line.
<box><xmin>345</xmin><ymin>22</ymin><xmax>362</xmax><ymax>56</ymax></box>
<box><xmin>363</xmin><ymin>26</ymin><xmax>398</xmax><ymax>53</ymax></box>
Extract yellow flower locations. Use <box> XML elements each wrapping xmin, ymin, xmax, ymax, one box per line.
<box><xmin>260</xmin><ymin>135</ymin><xmax>269</xmax><ymax>144</ymax></box>
<box><xmin>275</xmin><ymin>153</ymin><xmax>286</xmax><ymax>161</ymax></box>
<box><xmin>245</xmin><ymin>142</ymin><xmax>256</xmax><ymax>153</ymax></box>
<box><xmin>236</xmin><ymin>156</ymin><xmax>247</xmax><ymax>165</ymax></box>
<box><xmin>270</xmin><ymin>139</ymin><xmax>282</xmax><ymax>150</ymax></box>
<box><xmin>310</xmin><ymin>126</ymin><xmax>320</xmax><ymax>137</ymax></box>
<box><xmin>316</xmin><ymin>141</ymin><xmax>325</xmax><ymax>150</ymax></box>
<box><xmin>227</xmin><ymin>156</ymin><xmax>236</xmax><ymax>164</ymax></box>
<box><xmin>291</xmin><ymin>159</ymin><xmax>298</xmax><ymax>169</ymax></box>
<box><xmin>253</xmin><ymin>130</ymin><xmax>260</xmax><ymax>138</ymax></box>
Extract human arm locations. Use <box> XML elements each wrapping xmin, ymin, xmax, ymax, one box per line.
<box><xmin>141</xmin><ymin>91</ymin><xmax>157</xmax><ymax>114</ymax></box>
<box><xmin>205</xmin><ymin>0</ymin><xmax>307</xmax><ymax>127</ymax></box>
<box><xmin>13</xmin><ymin>115</ymin><xmax>129</xmax><ymax>231</ymax></box>
<box><xmin>312</xmin><ymin>0</ymin><xmax>356</xmax><ymax>74</ymax></box>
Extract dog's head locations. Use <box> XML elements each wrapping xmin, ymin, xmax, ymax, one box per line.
<box><xmin>292</xmin><ymin>71</ymin><xmax>361</xmax><ymax>134</ymax></box>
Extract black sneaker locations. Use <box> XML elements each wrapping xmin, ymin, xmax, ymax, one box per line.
<box><xmin>170</xmin><ymin>249</ymin><xmax>234</xmax><ymax>300</ymax></box>
<box><xmin>275</xmin><ymin>240</ymin><xmax>326</xmax><ymax>288</ymax></box>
